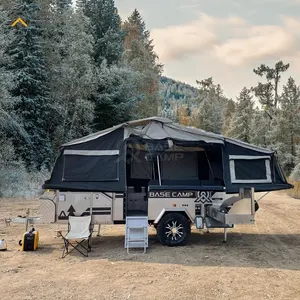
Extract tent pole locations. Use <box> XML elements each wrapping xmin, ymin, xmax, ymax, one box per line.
<box><xmin>157</xmin><ymin>155</ymin><xmax>161</xmax><ymax>186</ymax></box>
<box><xmin>90</xmin><ymin>193</ymin><xmax>93</xmax><ymax>247</ymax></box>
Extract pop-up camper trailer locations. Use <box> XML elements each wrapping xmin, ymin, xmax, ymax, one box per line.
<box><xmin>42</xmin><ymin>117</ymin><xmax>292</xmax><ymax>246</ymax></box>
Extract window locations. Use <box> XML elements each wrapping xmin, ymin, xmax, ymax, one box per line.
<box><xmin>229</xmin><ymin>155</ymin><xmax>272</xmax><ymax>184</ymax></box>
<box><xmin>63</xmin><ymin>150</ymin><xmax>119</xmax><ymax>182</ymax></box>
<box><xmin>161</xmin><ymin>152</ymin><xmax>198</xmax><ymax>180</ymax></box>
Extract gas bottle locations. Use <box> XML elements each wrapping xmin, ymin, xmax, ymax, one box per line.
<box><xmin>0</xmin><ymin>239</ymin><xmax>7</xmax><ymax>251</ymax></box>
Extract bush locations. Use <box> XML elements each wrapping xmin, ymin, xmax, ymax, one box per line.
<box><xmin>287</xmin><ymin>181</ymin><xmax>300</xmax><ymax>199</ymax></box>
<box><xmin>290</xmin><ymin>163</ymin><xmax>300</xmax><ymax>181</ymax></box>
<box><xmin>287</xmin><ymin>164</ymin><xmax>300</xmax><ymax>199</ymax></box>
<box><xmin>0</xmin><ymin>139</ymin><xmax>49</xmax><ymax>198</ymax></box>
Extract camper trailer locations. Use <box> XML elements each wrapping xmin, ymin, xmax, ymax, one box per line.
<box><xmin>41</xmin><ymin>117</ymin><xmax>292</xmax><ymax>247</ymax></box>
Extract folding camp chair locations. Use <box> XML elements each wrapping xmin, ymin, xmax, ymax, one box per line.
<box><xmin>61</xmin><ymin>215</ymin><xmax>93</xmax><ymax>258</ymax></box>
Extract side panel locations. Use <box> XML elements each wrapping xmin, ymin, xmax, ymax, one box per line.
<box><xmin>56</xmin><ymin>192</ymin><xmax>113</xmax><ymax>224</ymax></box>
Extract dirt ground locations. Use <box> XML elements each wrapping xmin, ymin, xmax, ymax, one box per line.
<box><xmin>1</xmin><ymin>192</ymin><xmax>300</xmax><ymax>300</ymax></box>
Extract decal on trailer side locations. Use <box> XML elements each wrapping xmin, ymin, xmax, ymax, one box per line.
<box><xmin>148</xmin><ymin>191</ymin><xmax>224</xmax><ymax>217</ymax></box>
<box><xmin>148</xmin><ymin>191</ymin><xmax>221</xmax><ymax>202</ymax></box>
<box><xmin>58</xmin><ymin>206</ymin><xmax>112</xmax><ymax>220</ymax></box>
<box><xmin>195</xmin><ymin>191</ymin><xmax>213</xmax><ymax>203</ymax></box>
<box><xmin>149</xmin><ymin>191</ymin><xmax>195</xmax><ymax>198</ymax></box>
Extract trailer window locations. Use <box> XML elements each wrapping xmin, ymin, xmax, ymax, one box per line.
<box><xmin>229</xmin><ymin>155</ymin><xmax>272</xmax><ymax>183</ymax></box>
<box><xmin>62</xmin><ymin>150</ymin><xmax>119</xmax><ymax>181</ymax></box>
<box><xmin>161</xmin><ymin>152</ymin><xmax>198</xmax><ymax>180</ymax></box>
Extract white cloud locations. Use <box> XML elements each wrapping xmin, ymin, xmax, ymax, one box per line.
<box><xmin>214</xmin><ymin>25</ymin><xmax>295</xmax><ymax>65</ymax></box>
<box><xmin>151</xmin><ymin>13</ymin><xmax>246</xmax><ymax>62</ymax></box>
<box><xmin>281</xmin><ymin>15</ymin><xmax>300</xmax><ymax>33</ymax></box>
<box><xmin>151</xmin><ymin>14</ymin><xmax>217</xmax><ymax>61</ymax></box>
<box><xmin>151</xmin><ymin>12</ymin><xmax>300</xmax><ymax>66</ymax></box>
<box><xmin>178</xmin><ymin>3</ymin><xmax>201</xmax><ymax>10</ymax></box>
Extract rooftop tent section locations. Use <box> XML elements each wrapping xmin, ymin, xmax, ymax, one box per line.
<box><xmin>125</xmin><ymin>119</ymin><xmax>225</xmax><ymax>144</ymax></box>
<box><xmin>223</xmin><ymin>140</ymin><xmax>293</xmax><ymax>193</ymax></box>
<box><xmin>43</xmin><ymin>127</ymin><xmax>126</xmax><ymax>192</ymax></box>
<box><xmin>43</xmin><ymin>116</ymin><xmax>292</xmax><ymax>193</ymax></box>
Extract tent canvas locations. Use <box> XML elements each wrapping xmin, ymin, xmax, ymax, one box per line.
<box><xmin>43</xmin><ymin>117</ymin><xmax>292</xmax><ymax>193</ymax></box>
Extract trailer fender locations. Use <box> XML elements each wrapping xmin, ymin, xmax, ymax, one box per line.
<box><xmin>154</xmin><ymin>208</ymin><xmax>194</xmax><ymax>225</ymax></box>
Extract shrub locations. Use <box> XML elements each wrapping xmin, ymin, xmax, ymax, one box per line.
<box><xmin>0</xmin><ymin>139</ymin><xmax>49</xmax><ymax>198</ymax></box>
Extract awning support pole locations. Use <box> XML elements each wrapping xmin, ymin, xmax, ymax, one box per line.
<box><xmin>157</xmin><ymin>155</ymin><xmax>161</xmax><ymax>186</ymax></box>
<box><xmin>90</xmin><ymin>193</ymin><xmax>93</xmax><ymax>247</ymax></box>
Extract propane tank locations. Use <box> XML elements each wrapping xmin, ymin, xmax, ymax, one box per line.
<box><xmin>0</xmin><ymin>239</ymin><xmax>7</xmax><ymax>251</ymax></box>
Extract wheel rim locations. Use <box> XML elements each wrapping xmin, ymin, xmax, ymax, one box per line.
<box><xmin>165</xmin><ymin>220</ymin><xmax>184</xmax><ymax>241</ymax></box>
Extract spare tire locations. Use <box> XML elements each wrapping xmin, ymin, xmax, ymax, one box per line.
<box><xmin>156</xmin><ymin>213</ymin><xmax>191</xmax><ymax>246</ymax></box>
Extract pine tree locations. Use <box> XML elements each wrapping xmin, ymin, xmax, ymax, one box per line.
<box><xmin>222</xmin><ymin>99</ymin><xmax>235</xmax><ymax>135</ymax></box>
<box><xmin>196</xmin><ymin>78</ymin><xmax>228</xmax><ymax>133</ymax></box>
<box><xmin>76</xmin><ymin>0</ymin><xmax>87</xmax><ymax>10</ymax></box>
<box><xmin>273</xmin><ymin>77</ymin><xmax>300</xmax><ymax>173</ymax></box>
<box><xmin>92</xmin><ymin>63</ymin><xmax>140</xmax><ymax>130</ymax></box>
<box><xmin>0</xmin><ymin>6</ymin><xmax>18</xmax><ymax>133</ymax></box>
<box><xmin>81</xmin><ymin>0</ymin><xmax>124</xmax><ymax>66</ymax></box>
<box><xmin>250</xmin><ymin>108</ymin><xmax>269</xmax><ymax>147</ymax></box>
<box><xmin>6</xmin><ymin>0</ymin><xmax>53</xmax><ymax>169</ymax></box>
<box><xmin>253</xmin><ymin>61</ymin><xmax>290</xmax><ymax>109</ymax></box>
<box><xmin>228</xmin><ymin>87</ymin><xmax>254</xmax><ymax>143</ymax></box>
<box><xmin>56</xmin><ymin>0</ymin><xmax>72</xmax><ymax>11</ymax></box>
<box><xmin>122</xmin><ymin>9</ymin><xmax>163</xmax><ymax>118</ymax></box>
<box><xmin>46</xmin><ymin>6</ymin><xmax>96</xmax><ymax>148</ymax></box>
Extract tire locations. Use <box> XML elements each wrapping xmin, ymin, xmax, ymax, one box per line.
<box><xmin>156</xmin><ymin>213</ymin><xmax>191</xmax><ymax>246</ymax></box>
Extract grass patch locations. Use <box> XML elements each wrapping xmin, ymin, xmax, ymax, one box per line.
<box><xmin>287</xmin><ymin>181</ymin><xmax>300</xmax><ymax>199</ymax></box>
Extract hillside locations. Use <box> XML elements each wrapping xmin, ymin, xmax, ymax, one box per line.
<box><xmin>159</xmin><ymin>76</ymin><xmax>199</xmax><ymax>105</ymax></box>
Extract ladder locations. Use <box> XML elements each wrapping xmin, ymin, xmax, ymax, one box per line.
<box><xmin>125</xmin><ymin>216</ymin><xmax>148</xmax><ymax>254</ymax></box>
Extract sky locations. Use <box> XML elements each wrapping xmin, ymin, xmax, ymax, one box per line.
<box><xmin>115</xmin><ymin>0</ymin><xmax>300</xmax><ymax>99</ymax></box>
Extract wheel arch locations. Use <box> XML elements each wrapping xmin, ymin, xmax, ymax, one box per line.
<box><xmin>154</xmin><ymin>208</ymin><xmax>194</xmax><ymax>225</ymax></box>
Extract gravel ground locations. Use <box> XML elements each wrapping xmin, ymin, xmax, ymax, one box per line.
<box><xmin>1</xmin><ymin>192</ymin><xmax>300</xmax><ymax>300</ymax></box>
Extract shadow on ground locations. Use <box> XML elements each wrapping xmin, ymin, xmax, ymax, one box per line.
<box><xmin>63</xmin><ymin>231</ymin><xmax>300</xmax><ymax>271</ymax></box>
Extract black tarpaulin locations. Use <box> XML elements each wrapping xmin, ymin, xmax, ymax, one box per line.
<box><xmin>43</xmin><ymin>127</ymin><xmax>125</xmax><ymax>192</ymax></box>
<box><xmin>43</xmin><ymin>117</ymin><xmax>292</xmax><ymax>193</ymax></box>
<box><xmin>223</xmin><ymin>141</ymin><xmax>292</xmax><ymax>193</ymax></box>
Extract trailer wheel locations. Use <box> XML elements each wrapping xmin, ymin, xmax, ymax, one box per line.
<box><xmin>156</xmin><ymin>213</ymin><xmax>191</xmax><ymax>246</ymax></box>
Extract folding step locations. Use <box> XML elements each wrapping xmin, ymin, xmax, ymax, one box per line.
<box><xmin>125</xmin><ymin>216</ymin><xmax>148</xmax><ymax>254</ymax></box>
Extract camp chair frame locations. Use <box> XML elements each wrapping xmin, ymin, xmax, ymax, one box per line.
<box><xmin>61</xmin><ymin>216</ymin><xmax>94</xmax><ymax>258</ymax></box>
